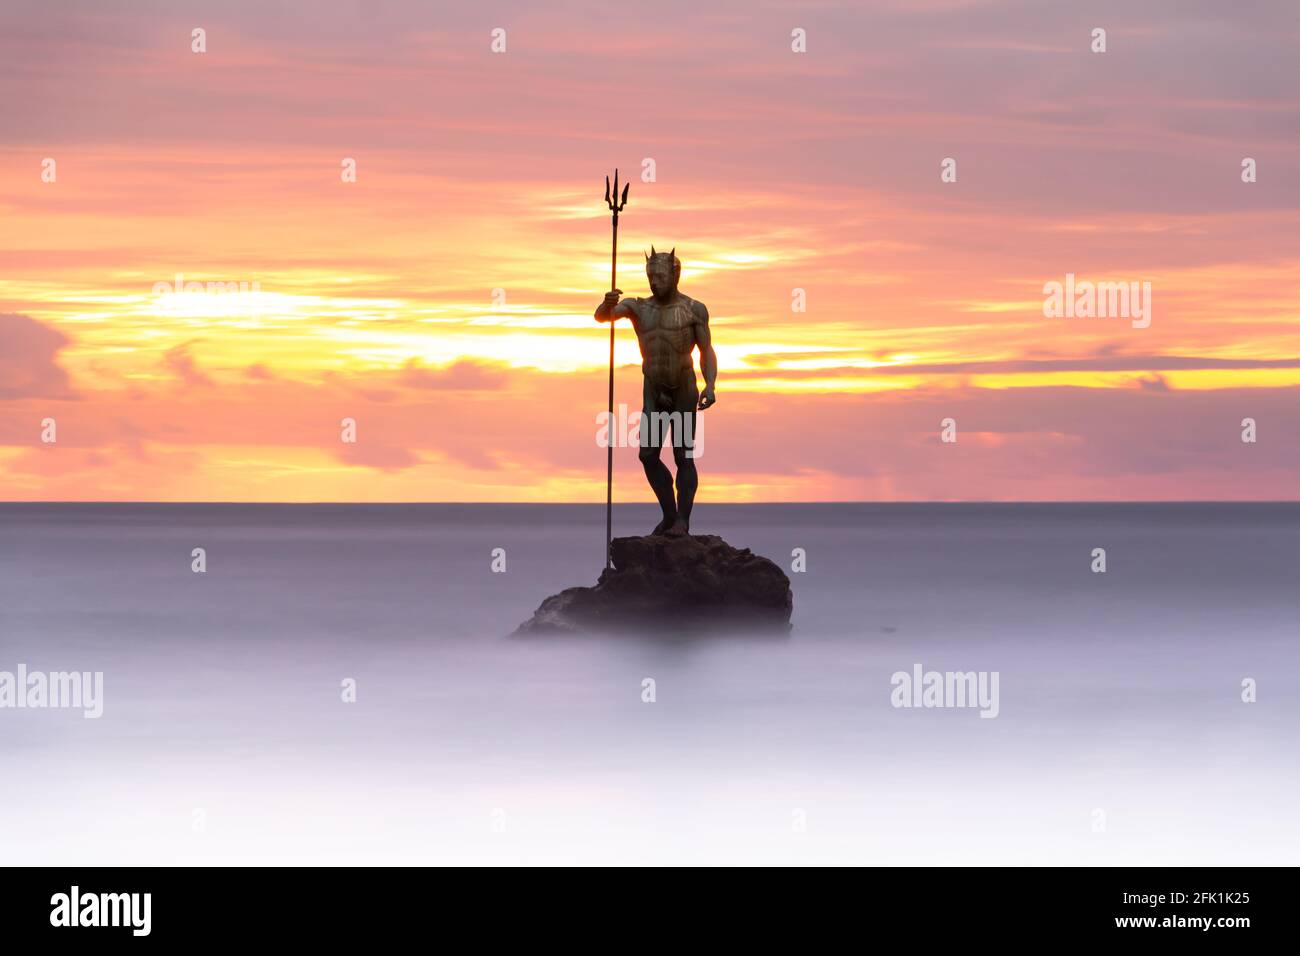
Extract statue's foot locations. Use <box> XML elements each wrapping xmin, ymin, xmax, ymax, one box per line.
<box><xmin>665</xmin><ymin>519</ymin><xmax>690</xmax><ymax>537</ymax></box>
<box><xmin>651</xmin><ymin>516</ymin><xmax>676</xmax><ymax>536</ymax></box>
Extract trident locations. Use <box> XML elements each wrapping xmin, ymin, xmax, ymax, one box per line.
<box><xmin>603</xmin><ymin>169</ymin><xmax>630</xmax><ymax>569</ymax></box>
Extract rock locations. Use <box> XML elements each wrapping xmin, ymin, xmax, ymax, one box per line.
<box><xmin>514</xmin><ymin>534</ymin><xmax>793</xmax><ymax>635</ymax></box>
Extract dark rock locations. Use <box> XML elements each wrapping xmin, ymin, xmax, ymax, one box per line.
<box><xmin>514</xmin><ymin>534</ymin><xmax>793</xmax><ymax>635</ymax></box>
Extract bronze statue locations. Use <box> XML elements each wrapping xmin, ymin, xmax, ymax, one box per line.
<box><xmin>596</xmin><ymin>247</ymin><xmax>717</xmax><ymax>536</ymax></box>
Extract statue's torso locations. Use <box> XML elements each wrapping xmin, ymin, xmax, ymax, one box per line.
<box><xmin>632</xmin><ymin>294</ymin><xmax>698</xmax><ymax>387</ymax></box>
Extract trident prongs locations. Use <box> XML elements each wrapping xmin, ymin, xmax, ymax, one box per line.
<box><xmin>606</xmin><ymin>168</ymin><xmax>629</xmax><ymax>214</ymax></box>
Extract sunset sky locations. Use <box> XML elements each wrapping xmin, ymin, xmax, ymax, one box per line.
<box><xmin>2</xmin><ymin>0</ymin><xmax>1298</xmax><ymax>501</ymax></box>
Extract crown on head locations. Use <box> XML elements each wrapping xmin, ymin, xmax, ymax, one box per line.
<box><xmin>644</xmin><ymin>245</ymin><xmax>680</xmax><ymax>276</ymax></box>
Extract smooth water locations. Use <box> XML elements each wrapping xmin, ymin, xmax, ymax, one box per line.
<box><xmin>1</xmin><ymin>503</ymin><xmax>1296</xmax><ymax>864</ymax></box>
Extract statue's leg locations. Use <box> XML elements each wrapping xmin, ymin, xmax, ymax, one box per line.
<box><xmin>639</xmin><ymin>379</ymin><xmax>677</xmax><ymax>534</ymax></box>
<box><xmin>667</xmin><ymin>383</ymin><xmax>699</xmax><ymax>535</ymax></box>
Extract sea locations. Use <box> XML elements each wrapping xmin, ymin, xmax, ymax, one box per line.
<box><xmin>1</xmin><ymin>502</ymin><xmax>1296</xmax><ymax>865</ymax></box>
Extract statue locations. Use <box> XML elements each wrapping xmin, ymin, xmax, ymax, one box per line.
<box><xmin>513</xmin><ymin>174</ymin><xmax>789</xmax><ymax>635</ymax></box>
<box><xmin>595</xmin><ymin>247</ymin><xmax>717</xmax><ymax>536</ymax></box>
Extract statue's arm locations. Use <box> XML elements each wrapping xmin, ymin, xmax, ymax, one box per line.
<box><xmin>595</xmin><ymin>291</ymin><xmax>638</xmax><ymax>323</ymax></box>
<box><xmin>694</xmin><ymin>300</ymin><xmax>717</xmax><ymax>408</ymax></box>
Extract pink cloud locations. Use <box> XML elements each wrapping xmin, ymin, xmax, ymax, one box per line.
<box><xmin>0</xmin><ymin>313</ymin><xmax>76</xmax><ymax>400</ymax></box>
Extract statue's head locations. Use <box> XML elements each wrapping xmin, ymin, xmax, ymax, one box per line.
<box><xmin>645</xmin><ymin>246</ymin><xmax>680</xmax><ymax>299</ymax></box>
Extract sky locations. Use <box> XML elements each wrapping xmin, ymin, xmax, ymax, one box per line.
<box><xmin>1</xmin><ymin>0</ymin><xmax>1298</xmax><ymax>502</ymax></box>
